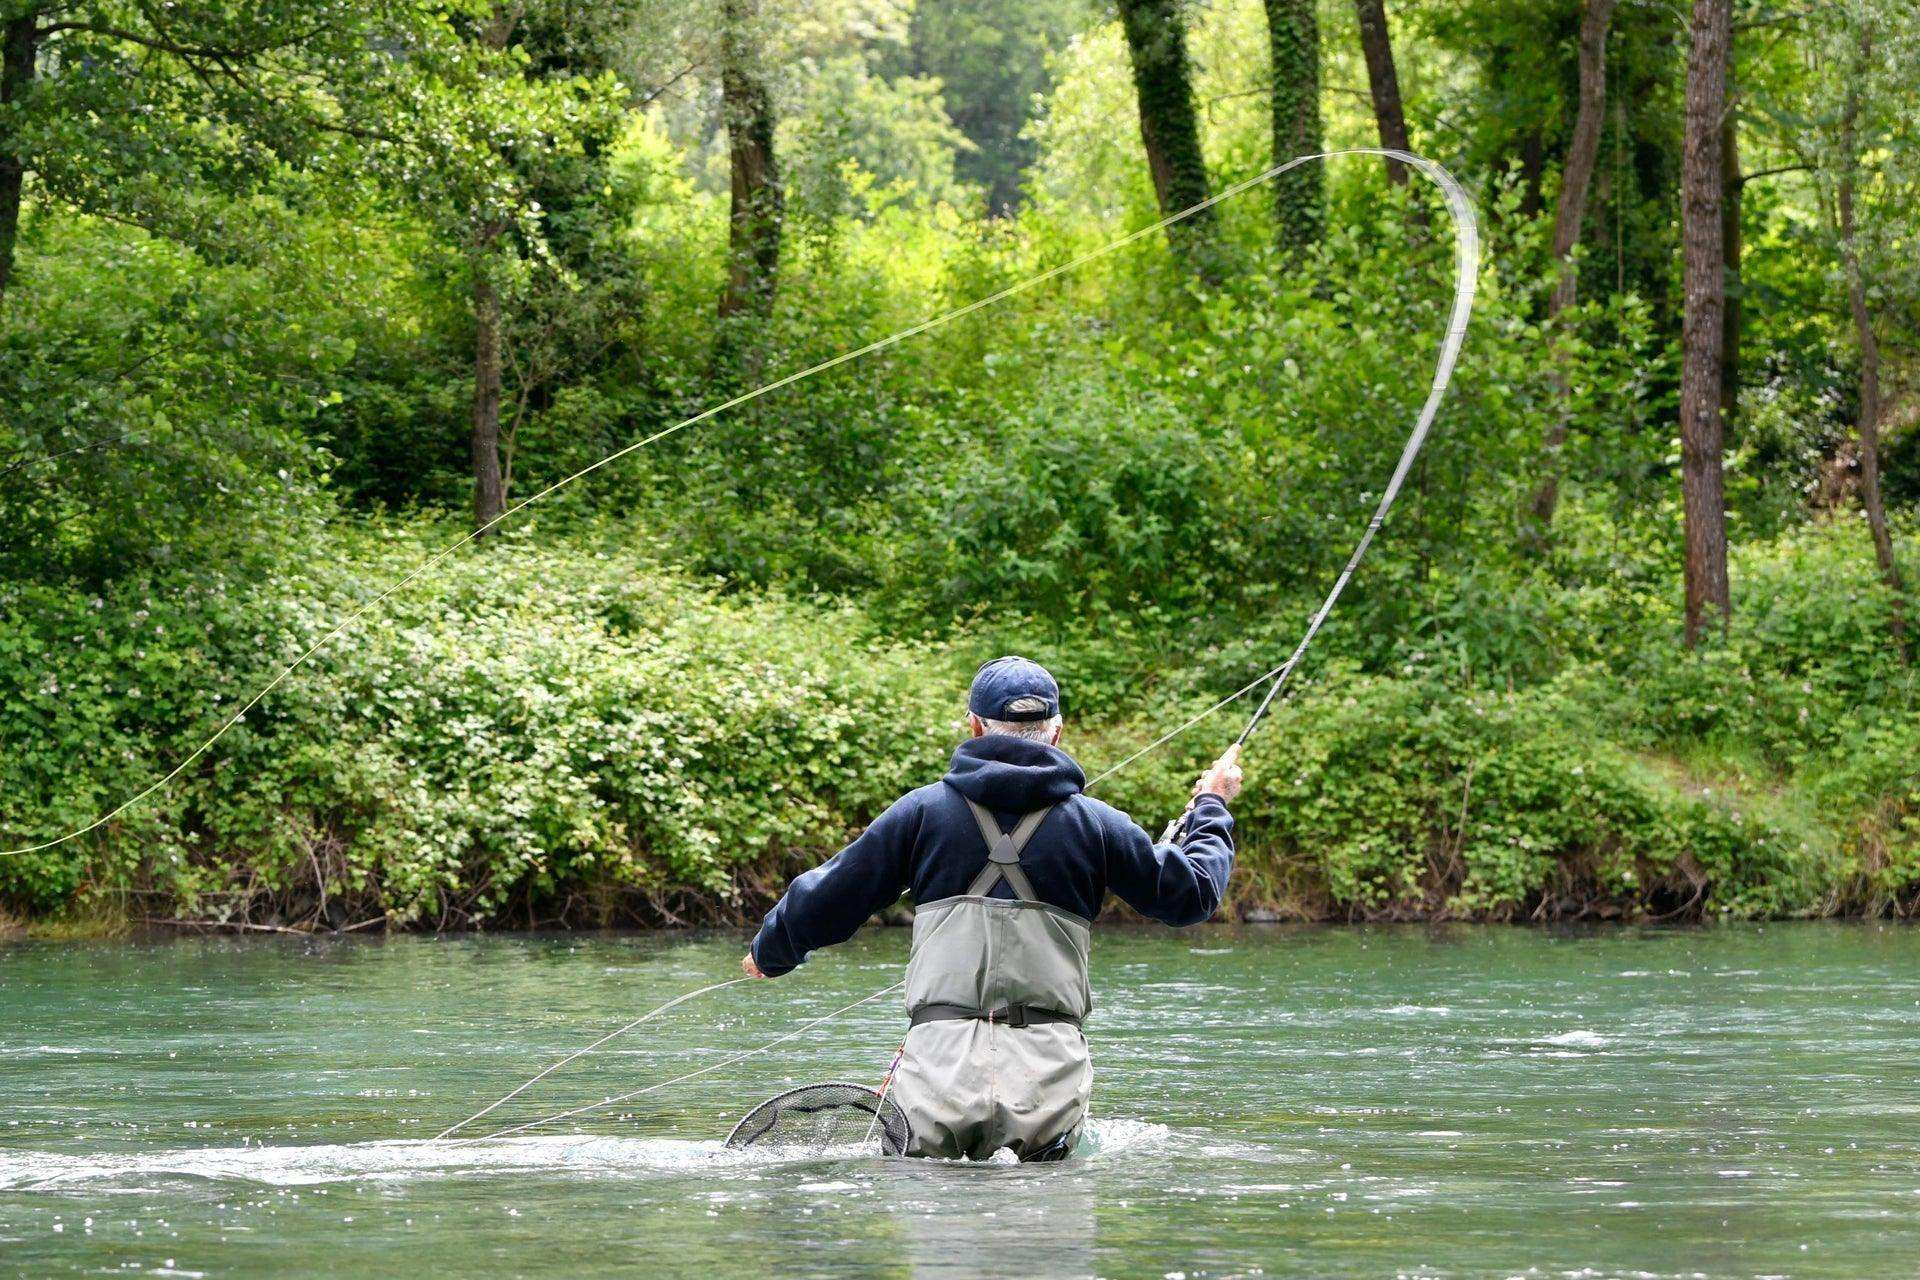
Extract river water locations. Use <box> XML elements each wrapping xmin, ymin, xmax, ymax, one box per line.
<box><xmin>2</xmin><ymin>924</ymin><xmax>1917</xmax><ymax>1278</ymax></box>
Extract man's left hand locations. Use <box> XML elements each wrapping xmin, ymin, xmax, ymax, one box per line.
<box><xmin>741</xmin><ymin>952</ymin><xmax>767</xmax><ymax>979</ymax></box>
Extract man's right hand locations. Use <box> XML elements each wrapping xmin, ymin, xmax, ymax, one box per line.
<box><xmin>1193</xmin><ymin>743</ymin><xmax>1243</xmax><ymax>803</ymax></box>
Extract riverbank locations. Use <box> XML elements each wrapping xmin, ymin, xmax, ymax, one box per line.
<box><xmin>4</xmin><ymin>521</ymin><xmax>1915</xmax><ymax>934</ymax></box>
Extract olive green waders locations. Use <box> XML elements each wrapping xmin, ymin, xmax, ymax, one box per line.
<box><xmin>889</xmin><ymin>798</ymin><xmax>1093</xmax><ymax>1160</ymax></box>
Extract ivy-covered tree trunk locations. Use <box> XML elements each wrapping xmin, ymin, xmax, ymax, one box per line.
<box><xmin>1679</xmin><ymin>0</ymin><xmax>1732</xmax><ymax>647</ymax></box>
<box><xmin>1263</xmin><ymin>0</ymin><xmax>1322</xmax><ymax>252</ymax></box>
<box><xmin>1115</xmin><ymin>0</ymin><xmax>1214</xmax><ymax>267</ymax></box>
<box><xmin>0</xmin><ymin>12</ymin><xmax>38</xmax><ymax>310</ymax></box>
<box><xmin>1352</xmin><ymin>0</ymin><xmax>1410</xmax><ymax>187</ymax></box>
<box><xmin>718</xmin><ymin>0</ymin><xmax>781</xmax><ymax>318</ymax></box>
<box><xmin>1526</xmin><ymin>0</ymin><xmax>1617</xmax><ymax>537</ymax></box>
<box><xmin>469</xmin><ymin>244</ymin><xmax>507</xmax><ymax>532</ymax></box>
<box><xmin>1836</xmin><ymin>23</ymin><xmax>1907</xmax><ymax>655</ymax></box>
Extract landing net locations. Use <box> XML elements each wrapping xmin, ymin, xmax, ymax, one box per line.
<box><xmin>725</xmin><ymin>1083</ymin><xmax>910</xmax><ymax>1157</ymax></box>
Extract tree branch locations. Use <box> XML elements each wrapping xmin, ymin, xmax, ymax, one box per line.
<box><xmin>636</xmin><ymin>62</ymin><xmax>699</xmax><ymax>108</ymax></box>
<box><xmin>35</xmin><ymin>21</ymin><xmax>246</xmax><ymax>59</ymax></box>
<box><xmin>1740</xmin><ymin>161</ymin><xmax>1812</xmax><ymax>184</ymax></box>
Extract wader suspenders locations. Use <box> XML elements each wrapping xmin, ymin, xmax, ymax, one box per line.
<box><xmin>960</xmin><ymin>798</ymin><xmax>1053</xmax><ymax>901</ymax></box>
<box><xmin>908</xmin><ymin>799</ymin><xmax>1081</xmax><ymax>1031</ymax></box>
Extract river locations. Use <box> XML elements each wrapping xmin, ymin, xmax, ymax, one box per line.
<box><xmin>3</xmin><ymin>924</ymin><xmax>1917</xmax><ymax>1278</ymax></box>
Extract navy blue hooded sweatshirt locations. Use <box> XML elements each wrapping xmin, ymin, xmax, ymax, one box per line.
<box><xmin>750</xmin><ymin>734</ymin><xmax>1236</xmax><ymax>977</ymax></box>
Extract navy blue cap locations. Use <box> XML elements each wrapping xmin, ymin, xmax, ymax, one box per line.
<box><xmin>968</xmin><ymin>656</ymin><xmax>1060</xmax><ymax>722</ymax></box>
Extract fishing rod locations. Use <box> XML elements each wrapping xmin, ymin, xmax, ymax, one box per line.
<box><xmin>436</xmin><ymin>150</ymin><xmax>1479</xmax><ymax>1144</ymax></box>
<box><xmin>1223</xmin><ymin>149</ymin><xmax>1476</xmax><ymax>751</ymax></box>
<box><xmin>1104</xmin><ymin>150</ymin><xmax>1478</xmax><ymax>840</ymax></box>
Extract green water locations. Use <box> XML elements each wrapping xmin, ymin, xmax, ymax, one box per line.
<box><xmin>3</xmin><ymin>924</ymin><xmax>1917</xmax><ymax>1278</ymax></box>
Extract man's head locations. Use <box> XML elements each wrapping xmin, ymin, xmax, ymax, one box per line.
<box><xmin>966</xmin><ymin>655</ymin><xmax>1063</xmax><ymax>746</ymax></box>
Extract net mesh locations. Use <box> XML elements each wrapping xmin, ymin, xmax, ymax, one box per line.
<box><xmin>725</xmin><ymin>1083</ymin><xmax>910</xmax><ymax>1156</ymax></box>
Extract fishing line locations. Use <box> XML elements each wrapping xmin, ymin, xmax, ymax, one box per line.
<box><xmin>2</xmin><ymin>147</ymin><xmax>1471</xmax><ymax>860</ymax></box>
<box><xmin>449</xmin><ymin>980</ymin><xmax>905</xmax><ymax>1144</ymax></box>
<box><xmin>16</xmin><ymin>149</ymin><xmax>1477</xmax><ymax>1144</ymax></box>
<box><xmin>435</xmin><ymin>150</ymin><xmax>1466</xmax><ymax>1143</ymax></box>
<box><xmin>433</xmin><ymin>975</ymin><xmax>751</xmax><ymax>1140</ymax></box>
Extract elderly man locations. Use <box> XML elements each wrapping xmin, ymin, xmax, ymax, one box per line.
<box><xmin>743</xmin><ymin>655</ymin><xmax>1242</xmax><ymax>1162</ymax></box>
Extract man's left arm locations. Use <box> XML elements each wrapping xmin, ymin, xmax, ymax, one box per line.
<box><xmin>746</xmin><ymin>796</ymin><xmax>919</xmax><ymax>977</ymax></box>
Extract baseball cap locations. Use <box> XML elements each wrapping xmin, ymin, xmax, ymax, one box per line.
<box><xmin>967</xmin><ymin>656</ymin><xmax>1061</xmax><ymax>721</ymax></box>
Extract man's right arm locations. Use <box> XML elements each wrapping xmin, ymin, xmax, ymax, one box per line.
<box><xmin>1104</xmin><ymin>746</ymin><xmax>1242</xmax><ymax>927</ymax></box>
<box><xmin>1105</xmin><ymin>793</ymin><xmax>1236</xmax><ymax>926</ymax></box>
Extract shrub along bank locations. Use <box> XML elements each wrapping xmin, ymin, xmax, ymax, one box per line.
<box><xmin>2</xmin><ymin>520</ymin><xmax>1914</xmax><ymax>933</ymax></box>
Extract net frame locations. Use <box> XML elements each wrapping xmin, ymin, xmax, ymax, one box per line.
<box><xmin>724</xmin><ymin>1082</ymin><xmax>910</xmax><ymax>1156</ymax></box>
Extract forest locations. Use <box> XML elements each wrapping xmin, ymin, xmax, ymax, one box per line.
<box><xmin>0</xmin><ymin>0</ymin><xmax>1915</xmax><ymax>933</ymax></box>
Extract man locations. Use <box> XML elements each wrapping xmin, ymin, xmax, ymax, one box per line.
<box><xmin>742</xmin><ymin>655</ymin><xmax>1242</xmax><ymax>1162</ymax></box>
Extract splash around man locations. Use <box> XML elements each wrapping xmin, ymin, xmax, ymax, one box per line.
<box><xmin>742</xmin><ymin>656</ymin><xmax>1242</xmax><ymax>1161</ymax></box>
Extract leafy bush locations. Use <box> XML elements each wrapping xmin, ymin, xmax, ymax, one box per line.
<box><xmin>0</xmin><ymin>521</ymin><xmax>962</xmax><ymax>926</ymax></box>
<box><xmin>1226</xmin><ymin>673</ymin><xmax>1835</xmax><ymax>921</ymax></box>
<box><xmin>3</xmin><ymin>521</ymin><xmax>1912</xmax><ymax>928</ymax></box>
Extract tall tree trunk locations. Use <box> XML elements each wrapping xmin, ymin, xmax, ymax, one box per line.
<box><xmin>1546</xmin><ymin>0</ymin><xmax>1617</xmax><ymax>317</ymax></box>
<box><xmin>0</xmin><ymin>13</ymin><xmax>38</xmax><ymax>311</ymax></box>
<box><xmin>1516</xmin><ymin>129</ymin><xmax>1547</xmax><ymax>220</ymax></box>
<box><xmin>1679</xmin><ymin>0</ymin><xmax>1732</xmax><ymax>647</ymax></box>
<box><xmin>1719</xmin><ymin>57</ymin><xmax>1742</xmax><ymax>427</ymax></box>
<box><xmin>1836</xmin><ymin>24</ymin><xmax>1908</xmax><ymax>654</ymax></box>
<box><xmin>1352</xmin><ymin>0</ymin><xmax>1412</xmax><ymax>188</ymax></box>
<box><xmin>470</xmin><ymin>246</ymin><xmax>507</xmax><ymax>532</ymax></box>
<box><xmin>1264</xmin><ymin>0</ymin><xmax>1322</xmax><ymax>253</ymax></box>
<box><xmin>718</xmin><ymin>0</ymin><xmax>781</xmax><ymax>318</ymax></box>
<box><xmin>1115</xmin><ymin>0</ymin><xmax>1215</xmax><ymax>269</ymax></box>
<box><xmin>1526</xmin><ymin>0</ymin><xmax>1617</xmax><ymax>536</ymax></box>
<box><xmin>467</xmin><ymin>6</ymin><xmax>512</xmax><ymax>532</ymax></box>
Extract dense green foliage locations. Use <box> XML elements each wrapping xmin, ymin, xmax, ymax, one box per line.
<box><xmin>2</xmin><ymin>521</ymin><xmax>1913</xmax><ymax>926</ymax></box>
<box><xmin>0</xmin><ymin>524</ymin><xmax>961</xmax><ymax>924</ymax></box>
<box><xmin>1</xmin><ymin>0</ymin><xmax>1915</xmax><ymax>929</ymax></box>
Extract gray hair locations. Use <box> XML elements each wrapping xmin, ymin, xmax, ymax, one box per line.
<box><xmin>978</xmin><ymin>695</ymin><xmax>1062</xmax><ymax>743</ymax></box>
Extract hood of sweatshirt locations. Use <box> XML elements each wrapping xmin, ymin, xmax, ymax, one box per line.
<box><xmin>942</xmin><ymin>734</ymin><xmax>1087</xmax><ymax>813</ymax></box>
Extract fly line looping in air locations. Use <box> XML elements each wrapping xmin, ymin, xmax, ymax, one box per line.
<box><xmin>412</xmin><ymin>151</ymin><xmax>1478</xmax><ymax>1144</ymax></box>
<box><xmin>2</xmin><ymin>148</ymin><xmax>1477</xmax><ymax>878</ymax></box>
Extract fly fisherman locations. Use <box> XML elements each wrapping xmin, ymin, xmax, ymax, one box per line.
<box><xmin>742</xmin><ymin>656</ymin><xmax>1241</xmax><ymax>1162</ymax></box>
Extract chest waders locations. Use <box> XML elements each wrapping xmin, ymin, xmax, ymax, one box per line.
<box><xmin>889</xmin><ymin>795</ymin><xmax>1093</xmax><ymax>1161</ymax></box>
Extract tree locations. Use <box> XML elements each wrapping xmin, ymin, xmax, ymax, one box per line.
<box><xmin>885</xmin><ymin>0</ymin><xmax>1090</xmax><ymax>214</ymax></box>
<box><xmin>717</xmin><ymin>0</ymin><xmax>781</xmax><ymax>318</ymax></box>
<box><xmin>1679</xmin><ymin>0</ymin><xmax>1732</xmax><ymax>645</ymax></box>
<box><xmin>1422</xmin><ymin>1</ymin><xmax>1682</xmax><ymax>331</ymax></box>
<box><xmin>465</xmin><ymin>9</ymin><xmax>515</xmax><ymax>532</ymax></box>
<box><xmin>0</xmin><ymin>0</ymin><xmax>406</xmax><ymax>314</ymax></box>
<box><xmin>1352</xmin><ymin>0</ymin><xmax>1413</xmax><ymax>189</ymax></box>
<box><xmin>1264</xmin><ymin>0</ymin><xmax>1321</xmax><ymax>252</ymax></box>
<box><xmin>1115</xmin><ymin>0</ymin><xmax>1214</xmax><ymax>268</ymax></box>
<box><xmin>1719</xmin><ymin>51</ymin><xmax>1741</xmax><ymax>428</ymax></box>
<box><xmin>0</xmin><ymin>8</ymin><xmax>34</xmax><ymax>304</ymax></box>
<box><xmin>1831</xmin><ymin>13</ymin><xmax>1910</xmax><ymax>653</ymax></box>
<box><xmin>1526</xmin><ymin>0</ymin><xmax>1618</xmax><ymax>535</ymax></box>
<box><xmin>357</xmin><ymin>3</ymin><xmax>630</xmax><ymax>532</ymax></box>
<box><xmin>0</xmin><ymin>0</ymin><xmax>469</xmax><ymax>576</ymax></box>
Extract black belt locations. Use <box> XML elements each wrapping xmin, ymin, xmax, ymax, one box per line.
<box><xmin>909</xmin><ymin>1001</ymin><xmax>1081</xmax><ymax>1030</ymax></box>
